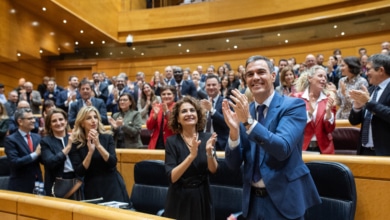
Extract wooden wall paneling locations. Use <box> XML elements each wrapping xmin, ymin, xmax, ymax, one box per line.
<box><xmin>0</xmin><ymin>0</ymin><xmax>18</xmax><ymax>62</ymax></box>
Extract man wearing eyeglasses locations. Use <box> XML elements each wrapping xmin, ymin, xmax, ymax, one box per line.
<box><xmin>8</xmin><ymin>101</ymin><xmax>40</xmax><ymax>135</ymax></box>
<box><xmin>5</xmin><ymin>108</ymin><xmax>43</xmax><ymax>193</ymax></box>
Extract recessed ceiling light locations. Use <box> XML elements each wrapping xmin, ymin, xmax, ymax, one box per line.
<box><xmin>186</xmin><ymin>49</ymin><xmax>190</xmax><ymax>53</ymax></box>
<box><xmin>65</xmin><ymin>42</ymin><xmax>70</xmax><ymax>46</ymax></box>
<box><xmin>285</xmin><ymin>39</ymin><xmax>289</xmax><ymax>43</ymax></box>
<box><xmin>132</xmin><ymin>47</ymin><xmax>136</xmax><ymax>50</ymax></box>
<box><xmin>141</xmin><ymin>53</ymin><xmax>144</xmax><ymax>56</ymax></box>
<box><xmin>333</xmin><ymin>25</ymin><xmax>337</xmax><ymax>29</ymax></box>
<box><xmin>178</xmin><ymin>43</ymin><xmax>182</xmax><ymax>47</ymax></box>
<box><xmin>234</xmin><ymin>45</ymin><xmax>238</xmax><ymax>49</ymax></box>
<box><xmin>341</xmin><ymin>32</ymin><xmax>345</xmax><ymax>36</ymax></box>
<box><xmin>10</xmin><ymin>9</ymin><xmax>16</xmax><ymax>14</ymax></box>
<box><xmin>277</xmin><ymin>33</ymin><xmax>281</xmax><ymax>37</ymax></box>
<box><xmin>120</xmin><ymin>51</ymin><xmax>123</xmax><ymax>54</ymax></box>
<box><xmin>102</xmin><ymin>41</ymin><xmax>105</xmax><ymax>44</ymax></box>
<box><xmin>80</xmin><ymin>30</ymin><xmax>84</xmax><ymax>34</ymax></box>
<box><xmin>75</xmin><ymin>41</ymin><xmax>79</xmax><ymax>45</ymax></box>
<box><xmin>17</xmin><ymin>53</ymin><xmax>21</xmax><ymax>57</ymax></box>
<box><xmin>63</xmin><ymin>20</ymin><xmax>67</xmax><ymax>24</ymax></box>
<box><xmin>40</xmin><ymin>50</ymin><xmax>43</xmax><ymax>54</ymax></box>
<box><xmin>226</xmin><ymin>39</ymin><xmax>230</xmax><ymax>43</ymax></box>
<box><xmin>96</xmin><ymin>52</ymin><xmax>99</xmax><ymax>56</ymax></box>
<box><xmin>58</xmin><ymin>48</ymin><xmax>61</xmax><ymax>51</ymax></box>
<box><xmin>32</xmin><ymin>21</ymin><xmax>39</xmax><ymax>26</ymax></box>
<box><xmin>42</xmin><ymin>7</ymin><xmax>46</xmax><ymax>11</ymax></box>
<box><xmin>110</xmin><ymin>52</ymin><xmax>113</xmax><ymax>55</ymax></box>
<box><xmin>50</xmin><ymin>32</ymin><xmax>55</xmax><ymax>36</ymax></box>
<box><xmin>90</xmin><ymin>41</ymin><xmax>94</xmax><ymax>44</ymax></box>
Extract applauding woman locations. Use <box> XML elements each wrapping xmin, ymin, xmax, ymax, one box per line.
<box><xmin>164</xmin><ymin>96</ymin><xmax>218</xmax><ymax>220</ymax></box>
<box><xmin>146</xmin><ymin>85</ymin><xmax>176</xmax><ymax>149</ymax></box>
<box><xmin>40</xmin><ymin>108</ymin><xmax>74</xmax><ymax>196</ymax></box>
<box><xmin>109</xmin><ymin>93</ymin><xmax>143</xmax><ymax>148</ymax></box>
<box><xmin>293</xmin><ymin>65</ymin><xmax>336</xmax><ymax>154</ymax></box>
<box><xmin>69</xmin><ymin>106</ymin><xmax>129</xmax><ymax>202</ymax></box>
<box><xmin>137</xmin><ymin>83</ymin><xmax>161</xmax><ymax>123</ymax></box>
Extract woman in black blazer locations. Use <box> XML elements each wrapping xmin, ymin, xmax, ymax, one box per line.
<box><xmin>40</xmin><ymin>108</ymin><xmax>75</xmax><ymax>196</ymax></box>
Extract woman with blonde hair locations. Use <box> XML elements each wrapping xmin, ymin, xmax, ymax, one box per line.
<box><xmin>69</xmin><ymin>106</ymin><xmax>129</xmax><ymax>202</ymax></box>
<box><xmin>292</xmin><ymin>65</ymin><xmax>336</xmax><ymax>154</ymax></box>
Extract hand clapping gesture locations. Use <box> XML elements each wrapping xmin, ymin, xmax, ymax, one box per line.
<box><xmin>349</xmin><ymin>85</ymin><xmax>370</xmax><ymax>109</ymax></box>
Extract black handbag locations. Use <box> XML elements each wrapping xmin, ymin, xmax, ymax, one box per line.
<box><xmin>52</xmin><ymin>177</ymin><xmax>83</xmax><ymax>200</ymax></box>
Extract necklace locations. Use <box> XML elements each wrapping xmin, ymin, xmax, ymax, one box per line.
<box><xmin>181</xmin><ymin>132</ymin><xmax>198</xmax><ymax>148</ymax></box>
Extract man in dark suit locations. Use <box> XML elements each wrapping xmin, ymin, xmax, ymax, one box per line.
<box><xmin>4</xmin><ymin>90</ymin><xmax>18</xmax><ymax>117</ymax></box>
<box><xmin>106</xmin><ymin>75</ymin><xmax>132</xmax><ymax>113</ymax></box>
<box><xmin>222</xmin><ymin>55</ymin><xmax>320</xmax><ymax>219</ymax></box>
<box><xmin>200</xmin><ymin>75</ymin><xmax>229</xmax><ymax>151</ymax></box>
<box><xmin>68</xmin><ymin>79</ymin><xmax>108</xmax><ymax>128</ymax></box>
<box><xmin>91</xmin><ymin>72</ymin><xmax>109</xmax><ymax>103</ymax></box>
<box><xmin>349</xmin><ymin>53</ymin><xmax>390</xmax><ymax>156</ymax></box>
<box><xmin>56</xmin><ymin>75</ymin><xmax>80</xmax><ymax>112</ymax></box>
<box><xmin>8</xmin><ymin>101</ymin><xmax>40</xmax><ymax>134</ymax></box>
<box><xmin>5</xmin><ymin>108</ymin><xmax>42</xmax><ymax>193</ymax></box>
<box><xmin>171</xmin><ymin>66</ymin><xmax>197</xmax><ymax>100</ymax></box>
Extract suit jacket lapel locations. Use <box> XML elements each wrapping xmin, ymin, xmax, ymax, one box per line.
<box><xmin>378</xmin><ymin>83</ymin><xmax>390</xmax><ymax>103</ymax></box>
<box><xmin>16</xmin><ymin>132</ymin><xmax>31</xmax><ymax>154</ymax></box>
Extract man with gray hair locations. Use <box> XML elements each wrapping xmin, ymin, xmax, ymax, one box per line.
<box><xmin>19</xmin><ymin>82</ymin><xmax>41</xmax><ymax>114</ymax></box>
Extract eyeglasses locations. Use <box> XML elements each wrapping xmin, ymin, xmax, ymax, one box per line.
<box><xmin>174</xmin><ymin>71</ymin><xmax>182</xmax><ymax>74</ymax></box>
<box><xmin>22</xmin><ymin>117</ymin><xmax>35</xmax><ymax>121</ymax></box>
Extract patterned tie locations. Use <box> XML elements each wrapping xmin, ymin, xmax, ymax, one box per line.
<box><xmin>361</xmin><ymin>86</ymin><xmax>380</xmax><ymax>145</ymax></box>
<box><xmin>177</xmin><ymin>84</ymin><xmax>182</xmax><ymax>100</ymax></box>
<box><xmin>26</xmin><ymin>133</ymin><xmax>33</xmax><ymax>152</ymax></box>
<box><xmin>253</xmin><ymin>104</ymin><xmax>266</xmax><ymax>182</ymax></box>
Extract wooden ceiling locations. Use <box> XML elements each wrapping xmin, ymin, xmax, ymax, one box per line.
<box><xmin>6</xmin><ymin>0</ymin><xmax>390</xmax><ymax>60</ymax></box>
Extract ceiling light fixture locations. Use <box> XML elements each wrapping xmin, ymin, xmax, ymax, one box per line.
<box><xmin>42</xmin><ymin>7</ymin><xmax>46</xmax><ymax>11</ymax></box>
<box><xmin>17</xmin><ymin>53</ymin><xmax>21</xmax><ymax>57</ymax></box>
<box><xmin>277</xmin><ymin>33</ymin><xmax>281</xmax><ymax>36</ymax></box>
<box><xmin>80</xmin><ymin>30</ymin><xmax>84</xmax><ymax>34</ymax></box>
<box><xmin>63</xmin><ymin>20</ymin><xmax>67</xmax><ymax>24</ymax></box>
<box><xmin>178</xmin><ymin>43</ymin><xmax>182</xmax><ymax>47</ymax></box>
<box><xmin>75</xmin><ymin>41</ymin><xmax>79</xmax><ymax>45</ymax></box>
<box><xmin>234</xmin><ymin>45</ymin><xmax>238</xmax><ymax>49</ymax></box>
<box><xmin>10</xmin><ymin>9</ymin><xmax>16</xmax><ymax>14</ymax></box>
<box><xmin>333</xmin><ymin>25</ymin><xmax>337</xmax><ymax>28</ymax></box>
<box><xmin>341</xmin><ymin>32</ymin><xmax>345</xmax><ymax>36</ymax></box>
<box><xmin>226</xmin><ymin>39</ymin><xmax>230</xmax><ymax>43</ymax></box>
<box><xmin>285</xmin><ymin>39</ymin><xmax>289</xmax><ymax>43</ymax></box>
<box><xmin>40</xmin><ymin>50</ymin><xmax>43</xmax><ymax>54</ymax></box>
<box><xmin>90</xmin><ymin>41</ymin><xmax>94</xmax><ymax>45</ymax></box>
<box><xmin>102</xmin><ymin>41</ymin><xmax>105</xmax><ymax>44</ymax></box>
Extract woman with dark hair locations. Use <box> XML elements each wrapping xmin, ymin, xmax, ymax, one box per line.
<box><xmin>227</xmin><ymin>70</ymin><xmax>240</xmax><ymax>89</ymax></box>
<box><xmin>220</xmin><ymin>75</ymin><xmax>229</xmax><ymax>97</ymax></box>
<box><xmin>69</xmin><ymin>106</ymin><xmax>129</xmax><ymax>202</ymax></box>
<box><xmin>216</xmin><ymin>65</ymin><xmax>225</xmax><ymax>80</ymax></box>
<box><xmin>275</xmin><ymin>66</ymin><xmax>297</xmax><ymax>96</ymax></box>
<box><xmin>39</xmin><ymin>100</ymin><xmax>56</xmax><ymax>136</ymax></box>
<box><xmin>146</xmin><ymin>85</ymin><xmax>176</xmax><ymax>149</ymax></box>
<box><xmin>40</xmin><ymin>108</ymin><xmax>75</xmax><ymax>196</ymax></box>
<box><xmin>109</xmin><ymin>93</ymin><xmax>143</xmax><ymax>148</ymax></box>
<box><xmin>137</xmin><ymin>83</ymin><xmax>161</xmax><ymax>123</ymax></box>
<box><xmin>336</xmin><ymin>56</ymin><xmax>369</xmax><ymax>119</ymax></box>
<box><xmin>164</xmin><ymin>96</ymin><xmax>218</xmax><ymax>220</ymax></box>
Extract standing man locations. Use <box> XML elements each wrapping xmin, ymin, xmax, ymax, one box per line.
<box><xmin>200</xmin><ymin>75</ymin><xmax>229</xmax><ymax>150</ymax></box>
<box><xmin>222</xmin><ymin>55</ymin><xmax>320</xmax><ymax>219</ymax></box>
<box><xmin>68</xmin><ymin>79</ymin><xmax>108</xmax><ymax>128</ymax></box>
<box><xmin>171</xmin><ymin>66</ymin><xmax>197</xmax><ymax>100</ymax></box>
<box><xmin>4</xmin><ymin>90</ymin><xmax>18</xmax><ymax>117</ymax></box>
<box><xmin>56</xmin><ymin>75</ymin><xmax>80</xmax><ymax>112</ymax></box>
<box><xmin>91</xmin><ymin>72</ymin><xmax>109</xmax><ymax>103</ymax></box>
<box><xmin>349</xmin><ymin>54</ymin><xmax>390</xmax><ymax>156</ymax></box>
<box><xmin>19</xmin><ymin>82</ymin><xmax>42</xmax><ymax>114</ymax></box>
<box><xmin>5</xmin><ymin>108</ymin><xmax>42</xmax><ymax>193</ymax></box>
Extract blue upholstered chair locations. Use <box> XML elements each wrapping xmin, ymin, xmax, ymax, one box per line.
<box><xmin>305</xmin><ymin>161</ymin><xmax>357</xmax><ymax>220</ymax></box>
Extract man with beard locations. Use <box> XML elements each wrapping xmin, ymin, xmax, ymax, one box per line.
<box><xmin>170</xmin><ymin>66</ymin><xmax>197</xmax><ymax>100</ymax></box>
<box><xmin>91</xmin><ymin>72</ymin><xmax>109</xmax><ymax>103</ymax></box>
<box><xmin>56</xmin><ymin>75</ymin><xmax>80</xmax><ymax>112</ymax></box>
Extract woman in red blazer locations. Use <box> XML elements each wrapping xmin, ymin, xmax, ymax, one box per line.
<box><xmin>146</xmin><ymin>85</ymin><xmax>176</xmax><ymax>149</ymax></box>
<box><xmin>293</xmin><ymin>65</ymin><xmax>337</xmax><ymax>154</ymax></box>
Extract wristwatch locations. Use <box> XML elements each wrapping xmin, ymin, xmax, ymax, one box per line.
<box><xmin>243</xmin><ymin>117</ymin><xmax>254</xmax><ymax>127</ymax></box>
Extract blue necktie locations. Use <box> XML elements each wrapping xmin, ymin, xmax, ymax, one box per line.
<box><xmin>361</xmin><ymin>86</ymin><xmax>380</xmax><ymax>145</ymax></box>
<box><xmin>253</xmin><ymin>105</ymin><xmax>266</xmax><ymax>182</ymax></box>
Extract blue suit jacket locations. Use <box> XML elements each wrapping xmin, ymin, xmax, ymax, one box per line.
<box><xmin>56</xmin><ymin>90</ymin><xmax>81</xmax><ymax>112</ymax></box>
<box><xmin>225</xmin><ymin>93</ymin><xmax>321</xmax><ymax>219</ymax></box>
<box><xmin>349</xmin><ymin>83</ymin><xmax>390</xmax><ymax>155</ymax></box>
<box><xmin>5</xmin><ymin>131</ymin><xmax>43</xmax><ymax>193</ymax></box>
<box><xmin>170</xmin><ymin>80</ymin><xmax>197</xmax><ymax>100</ymax></box>
<box><xmin>210</xmin><ymin>96</ymin><xmax>229</xmax><ymax>151</ymax></box>
<box><xmin>68</xmin><ymin>98</ymin><xmax>108</xmax><ymax>128</ymax></box>
<box><xmin>92</xmin><ymin>82</ymin><xmax>109</xmax><ymax>103</ymax></box>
